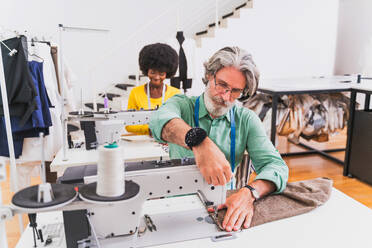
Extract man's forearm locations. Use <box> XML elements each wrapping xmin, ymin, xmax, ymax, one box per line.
<box><xmin>161</xmin><ymin>118</ymin><xmax>191</xmax><ymax>149</ymax></box>
<box><xmin>240</xmin><ymin>179</ymin><xmax>276</xmax><ymax>200</ymax></box>
<box><xmin>250</xmin><ymin>179</ymin><xmax>276</xmax><ymax>197</ymax></box>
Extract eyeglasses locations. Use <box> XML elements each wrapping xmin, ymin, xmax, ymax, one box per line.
<box><xmin>213</xmin><ymin>75</ymin><xmax>244</xmax><ymax>99</ymax></box>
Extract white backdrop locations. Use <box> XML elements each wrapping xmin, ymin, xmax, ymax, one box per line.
<box><xmin>1</xmin><ymin>0</ymin><xmax>342</xmax><ymax>101</ymax></box>
<box><xmin>334</xmin><ymin>0</ymin><xmax>372</xmax><ymax>76</ymax></box>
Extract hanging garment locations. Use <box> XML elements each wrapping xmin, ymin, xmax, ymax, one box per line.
<box><xmin>28</xmin><ymin>61</ymin><xmax>52</xmax><ymax>131</ymax></box>
<box><xmin>49</xmin><ymin>45</ymin><xmax>78</xmax><ymax>113</ymax></box>
<box><xmin>0</xmin><ymin>117</ymin><xmax>24</xmax><ymax>157</ymax></box>
<box><xmin>0</xmin><ymin>61</ymin><xmax>52</xmax><ymax>158</ymax></box>
<box><xmin>32</xmin><ymin>43</ymin><xmax>60</xmax><ymax>107</ymax></box>
<box><xmin>244</xmin><ymin>93</ymin><xmax>351</xmax><ymax>143</ymax></box>
<box><xmin>243</xmin><ymin>93</ymin><xmax>288</xmax><ymax>137</ymax></box>
<box><xmin>19</xmin><ymin>43</ymin><xmax>63</xmax><ymax>162</ymax></box>
<box><xmin>0</xmin><ymin>35</ymin><xmax>37</xmax><ymax>126</ymax></box>
<box><xmin>168</xmin><ymin>32</ymin><xmax>195</xmax><ymax>90</ymax></box>
<box><xmin>50</xmin><ymin>46</ymin><xmax>61</xmax><ymax>94</ymax></box>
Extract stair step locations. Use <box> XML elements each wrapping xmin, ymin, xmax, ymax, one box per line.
<box><xmin>67</xmin><ymin>124</ymin><xmax>79</xmax><ymax>133</ymax></box>
<box><xmin>98</xmin><ymin>93</ymin><xmax>121</xmax><ymax>101</ymax></box>
<box><xmin>85</xmin><ymin>103</ymin><xmax>104</xmax><ymax>110</ymax></box>
<box><xmin>208</xmin><ymin>21</ymin><xmax>221</xmax><ymax>28</ymax></box>
<box><xmin>222</xmin><ymin>12</ymin><xmax>234</xmax><ymax>19</ymax></box>
<box><xmin>115</xmin><ymin>83</ymin><xmax>135</xmax><ymax>91</ymax></box>
<box><xmin>196</xmin><ymin>30</ymin><xmax>208</xmax><ymax>36</ymax></box>
<box><xmin>128</xmin><ymin>75</ymin><xmax>146</xmax><ymax>80</ymax></box>
<box><xmin>235</xmin><ymin>2</ymin><xmax>247</xmax><ymax>10</ymax></box>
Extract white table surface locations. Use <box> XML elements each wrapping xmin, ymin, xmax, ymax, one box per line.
<box><xmin>259</xmin><ymin>76</ymin><xmax>356</xmax><ymax>92</ymax></box>
<box><xmin>50</xmin><ymin>136</ymin><xmax>169</xmax><ymax>177</ymax></box>
<box><xmin>258</xmin><ymin>76</ymin><xmax>372</xmax><ymax>93</ymax></box>
<box><xmin>16</xmin><ymin>188</ymin><xmax>372</xmax><ymax>248</ymax></box>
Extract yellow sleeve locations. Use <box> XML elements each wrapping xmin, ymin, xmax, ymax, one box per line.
<box><xmin>125</xmin><ymin>86</ymin><xmax>150</xmax><ymax>135</ymax></box>
<box><xmin>127</xmin><ymin>88</ymin><xmax>137</xmax><ymax>110</ymax></box>
<box><xmin>164</xmin><ymin>86</ymin><xmax>181</xmax><ymax>101</ymax></box>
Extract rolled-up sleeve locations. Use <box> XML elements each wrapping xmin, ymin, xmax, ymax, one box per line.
<box><xmin>246</xmin><ymin>111</ymin><xmax>289</xmax><ymax>193</ymax></box>
<box><xmin>149</xmin><ymin>94</ymin><xmax>185</xmax><ymax>143</ymax></box>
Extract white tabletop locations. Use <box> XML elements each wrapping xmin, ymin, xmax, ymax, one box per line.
<box><xmin>16</xmin><ymin>188</ymin><xmax>372</xmax><ymax>248</ymax></box>
<box><xmin>258</xmin><ymin>75</ymin><xmax>372</xmax><ymax>93</ymax></box>
<box><xmin>351</xmin><ymin>81</ymin><xmax>372</xmax><ymax>92</ymax></box>
<box><xmin>50</xmin><ymin>136</ymin><xmax>169</xmax><ymax>177</ymax></box>
<box><xmin>259</xmin><ymin>76</ymin><xmax>356</xmax><ymax>92</ymax></box>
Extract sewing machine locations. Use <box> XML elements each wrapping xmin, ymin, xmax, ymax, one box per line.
<box><xmin>5</xmin><ymin>158</ymin><xmax>228</xmax><ymax>248</ymax></box>
<box><xmin>68</xmin><ymin>109</ymin><xmax>155</xmax><ymax>146</ymax></box>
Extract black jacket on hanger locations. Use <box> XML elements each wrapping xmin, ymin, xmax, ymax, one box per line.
<box><xmin>170</xmin><ymin>31</ymin><xmax>192</xmax><ymax>91</ymax></box>
<box><xmin>0</xmin><ymin>35</ymin><xmax>37</xmax><ymax>126</ymax></box>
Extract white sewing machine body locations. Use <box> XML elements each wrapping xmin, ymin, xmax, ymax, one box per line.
<box><xmin>69</xmin><ymin>109</ymin><xmax>154</xmax><ymax>145</ymax></box>
<box><xmin>8</xmin><ymin>158</ymin><xmax>227</xmax><ymax>248</ymax></box>
<box><xmin>2</xmin><ymin>109</ymin><xmax>228</xmax><ymax>247</ymax></box>
<box><xmin>82</xmin><ymin>159</ymin><xmax>226</xmax><ymax>243</ymax></box>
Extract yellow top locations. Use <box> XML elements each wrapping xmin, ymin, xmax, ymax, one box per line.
<box><xmin>125</xmin><ymin>84</ymin><xmax>181</xmax><ymax>135</ymax></box>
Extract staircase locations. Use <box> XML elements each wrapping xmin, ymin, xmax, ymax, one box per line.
<box><xmin>194</xmin><ymin>0</ymin><xmax>253</xmax><ymax>47</ymax></box>
<box><xmin>85</xmin><ymin>0</ymin><xmax>254</xmax><ymax>111</ymax></box>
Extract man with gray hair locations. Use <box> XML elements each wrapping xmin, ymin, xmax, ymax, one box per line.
<box><xmin>150</xmin><ymin>46</ymin><xmax>288</xmax><ymax>231</ymax></box>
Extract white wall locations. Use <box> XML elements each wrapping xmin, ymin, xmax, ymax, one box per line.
<box><xmin>190</xmin><ymin>0</ymin><xmax>340</xmax><ymax>96</ymax></box>
<box><xmin>1</xmin><ymin>0</ymin><xmax>243</xmax><ymax>103</ymax></box>
<box><xmin>334</xmin><ymin>0</ymin><xmax>372</xmax><ymax>76</ymax></box>
<box><xmin>2</xmin><ymin>0</ymin><xmax>340</xmax><ymax>101</ymax></box>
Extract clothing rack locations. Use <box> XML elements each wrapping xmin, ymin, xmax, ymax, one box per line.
<box><xmin>0</xmin><ymin>33</ymin><xmax>55</xmax><ymax>240</ymax></box>
<box><xmin>29</xmin><ymin>38</ymin><xmax>51</xmax><ymax>46</ymax></box>
<box><xmin>0</xmin><ymin>35</ymin><xmax>23</xmax><ymax>244</ymax></box>
<box><xmin>0</xmin><ymin>43</ymin><xmax>18</xmax><ymax>191</ymax></box>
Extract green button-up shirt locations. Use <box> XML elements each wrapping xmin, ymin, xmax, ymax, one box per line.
<box><xmin>149</xmin><ymin>94</ymin><xmax>288</xmax><ymax>193</ymax></box>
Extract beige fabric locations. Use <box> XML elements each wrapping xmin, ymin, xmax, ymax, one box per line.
<box><xmin>214</xmin><ymin>177</ymin><xmax>333</xmax><ymax>229</ymax></box>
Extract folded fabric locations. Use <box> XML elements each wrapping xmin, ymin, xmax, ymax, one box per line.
<box><xmin>214</xmin><ymin>177</ymin><xmax>333</xmax><ymax>229</ymax></box>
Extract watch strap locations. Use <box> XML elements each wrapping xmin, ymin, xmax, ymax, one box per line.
<box><xmin>244</xmin><ymin>185</ymin><xmax>260</xmax><ymax>200</ymax></box>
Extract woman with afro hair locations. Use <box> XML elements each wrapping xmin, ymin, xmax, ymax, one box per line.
<box><xmin>126</xmin><ymin>43</ymin><xmax>181</xmax><ymax>135</ymax></box>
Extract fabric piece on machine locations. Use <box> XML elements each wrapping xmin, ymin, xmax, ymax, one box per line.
<box><xmin>214</xmin><ymin>177</ymin><xmax>332</xmax><ymax>229</ymax></box>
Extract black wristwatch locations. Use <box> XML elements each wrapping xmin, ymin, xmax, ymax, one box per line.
<box><xmin>185</xmin><ymin>127</ymin><xmax>207</xmax><ymax>149</ymax></box>
<box><xmin>244</xmin><ymin>185</ymin><xmax>260</xmax><ymax>201</ymax></box>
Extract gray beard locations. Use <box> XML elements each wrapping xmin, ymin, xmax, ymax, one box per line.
<box><xmin>204</xmin><ymin>86</ymin><xmax>235</xmax><ymax>117</ymax></box>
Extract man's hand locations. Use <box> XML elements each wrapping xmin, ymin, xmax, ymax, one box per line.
<box><xmin>192</xmin><ymin>138</ymin><xmax>233</xmax><ymax>186</ymax></box>
<box><xmin>160</xmin><ymin>118</ymin><xmax>232</xmax><ymax>185</ymax></box>
<box><xmin>220</xmin><ymin>187</ymin><xmax>255</xmax><ymax>231</ymax></box>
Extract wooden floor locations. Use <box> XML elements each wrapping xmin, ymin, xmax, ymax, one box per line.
<box><xmin>2</xmin><ymin>131</ymin><xmax>372</xmax><ymax>248</ymax></box>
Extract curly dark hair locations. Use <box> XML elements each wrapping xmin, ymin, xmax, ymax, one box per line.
<box><xmin>139</xmin><ymin>43</ymin><xmax>179</xmax><ymax>78</ymax></box>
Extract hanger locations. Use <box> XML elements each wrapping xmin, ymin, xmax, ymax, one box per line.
<box><xmin>0</xmin><ymin>27</ymin><xmax>19</xmax><ymax>56</ymax></box>
<box><xmin>28</xmin><ymin>38</ymin><xmax>44</xmax><ymax>62</ymax></box>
